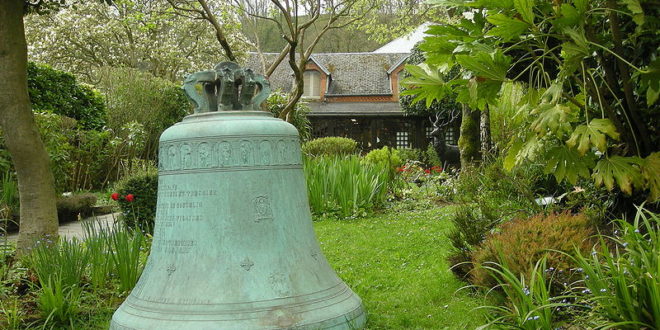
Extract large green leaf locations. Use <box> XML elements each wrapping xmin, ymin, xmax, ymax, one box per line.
<box><xmin>553</xmin><ymin>4</ymin><xmax>581</xmax><ymax>28</ymax></box>
<box><xmin>574</xmin><ymin>0</ymin><xmax>588</xmax><ymax>14</ymax></box>
<box><xmin>455</xmin><ymin>51</ymin><xmax>511</xmax><ymax>81</ymax></box>
<box><xmin>561</xmin><ymin>41</ymin><xmax>589</xmax><ymax>60</ymax></box>
<box><xmin>544</xmin><ymin>145</ymin><xmax>594</xmax><ymax>184</ymax></box>
<box><xmin>563</xmin><ymin>27</ymin><xmax>589</xmax><ymax>53</ymax></box>
<box><xmin>486</xmin><ymin>14</ymin><xmax>529</xmax><ymax>41</ymax></box>
<box><xmin>619</xmin><ymin>0</ymin><xmax>644</xmax><ymax>26</ymax></box>
<box><xmin>566</xmin><ymin>119</ymin><xmax>620</xmax><ymax>155</ymax></box>
<box><xmin>592</xmin><ymin>156</ymin><xmax>644</xmax><ymax>194</ymax></box>
<box><xmin>530</xmin><ymin>103</ymin><xmax>573</xmax><ymax>137</ymax></box>
<box><xmin>400</xmin><ymin>64</ymin><xmax>452</xmax><ymax>107</ymax></box>
<box><xmin>504</xmin><ymin>138</ymin><xmax>524</xmax><ymax>171</ymax></box>
<box><xmin>641</xmin><ymin>152</ymin><xmax>660</xmax><ymax>201</ymax></box>
<box><xmin>513</xmin><ymin>0</ymin><xmax>534</xmax><ymax>24</ymax></box>
<box><xmin>639</xmin><ymin>57</ymin><xmax>660</xmax><ymax>106</ymax></box>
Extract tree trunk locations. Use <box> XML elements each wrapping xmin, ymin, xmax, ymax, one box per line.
<box><xmin>458</xmin><ymin>104</ymin><xmax>481</xmax><ymax>167</ymax></box>
<box><xmin>0</xmin><ymin>0</ymin><xmax>59</xmax><ymax>255</ymax></box>
<box><xmin>480</xmin><ymin>105</ymin><xmax>492</xmax><ymax>158</ymax></box>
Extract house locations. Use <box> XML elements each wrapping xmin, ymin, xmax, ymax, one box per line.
<box><xmin>245</xmin><ymin>26</ymin><xmax>459</xmax><ymax>150</ymax></box>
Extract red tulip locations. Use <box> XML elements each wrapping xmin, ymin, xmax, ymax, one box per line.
<box><xmin>111</xmin><ymin>193</ymin><xmax>120</xmax><ymax>201</ymax></box>
<box><xmin>125</xmin><ymin>194</ymin><xmax>135</xmax><ymax>202</ymax></box>
<box><xmin>424</xmin><ymin>169</ymin><xmax>430</xmax><ymax>174</ymax></box>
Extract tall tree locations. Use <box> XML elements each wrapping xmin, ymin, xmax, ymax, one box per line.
<box><xmin>168</xmin><ymin>0</ymin><xmax>377</xmax><ymax>120</ymax></box>
<box><xmin>401</xmin><ymin>0</ymin><xmax>659</xmax><ymax>199</ymax></box>
<box><xmin>0</xmin><ymin>1</ymin><xmax>64</xmax><ymax>255</ymax></box>
<box><xmin>25</xmin><ymin>0</ymin><xmax>245</xmax><ymax>82</ymax></box>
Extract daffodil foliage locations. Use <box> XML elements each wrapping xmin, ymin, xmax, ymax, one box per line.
<box><xmin>401</xmin><ymin>0</ymin><xmax>659</xmax><ymax>200</ymax></box>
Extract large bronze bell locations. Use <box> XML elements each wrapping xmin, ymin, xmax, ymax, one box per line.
<box><xmin>110</xmin><ymin>62</ymin><xmax>366</xmax><ymax>329</ymax></box>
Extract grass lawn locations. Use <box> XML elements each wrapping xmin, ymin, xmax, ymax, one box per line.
<box><xmin>315</xmin><ymin>202</ymin><xmax>487</xmax><ymax>329</ymax></box>
<box><xmin>2</xmin><ymin>202</ymin><xmax>486</xmax><ymax>329</ymax></box>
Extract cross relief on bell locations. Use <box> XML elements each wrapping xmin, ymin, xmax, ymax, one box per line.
<box><xmin>183</xmin><ymin>61</ymin><xmax>271</xmax><ymax>113</ymax></box>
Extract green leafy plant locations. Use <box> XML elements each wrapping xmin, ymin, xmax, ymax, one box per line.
<box><xmin>0</xmin><ymin>297</ymin><xmax>22</xmax><ymax>330</ymax></box>
<box><xmin>304</xmin><ymin>156</ymin><xmax>391</xmax><ymax>218</ymax></box>
<box><xmin>37</xmin><ymin>273</ymin><xmax>82</xmax><ymax>326</ymax></box>
<box><xmin>107</xmin><ymin>227</ymin><xmax>145</xmax><ymax>292</ymax></box>
<box><xmin>267</xmin><ymin>91</ymin><xmax>312</xmax><ymax>141</ymax></box>
<box><xmin>476</xmin><ymin>258</ymin><xmax>573</xmax><ymax>329</ymax></box>
<box><xmin>34</xmin><ymin>112</ymin><xmax>74</xmax><ymax>192</ymax></box>
<box><xmin>572</xmin><ymin>206</ymin><xmax>659</xmax><ymax>329</ymax></box>
<box><xmin>447</xmin><ymin>204</ymin><xmax>500</xmax><ymax>277</ymax></box>
<box><xmin>56</xmin><ymin>192</ymin><xmax>97</xmax><ymax>223</ymax></box>
<box><xmin>403</xmin><ymin>0</ymin><xmax>660</xmax><ymax>200</ymax></box>
<box><xmin>114</xmin><ymin>167</ymin><xmax>158</xmax><ymax>233</ymax></box>
<box><xmin>97</xmin><ymin>67</ymin><xmax>189</xmax><ymax>159</ymax></box>
<box><xmin>81</xmin><ymin>220</ymin><xmax>113</xmax><ymax>290</ymax></box>
<box><xmin>27</xmin><ymin>62</ymin><xmax>107</xmax><ymax>130</ymax></box>
<box><xmin>0</xmin><ymin>171</ymin><xmax>19</xmax><ymax>233</ymax></box>
<box><xmin>27</xmin><ymin>237</ymin><xmax>88</xmax><ymax>289</ymax></box>
<box><xmin>362</xmin><ymin>146</ymin><xmax>402</xmax><ymax>170</ymax></box>
<box><xmin>302</xmin><ymin>137</ymin><xmax>359</xmax><ymax>157</ymax></box>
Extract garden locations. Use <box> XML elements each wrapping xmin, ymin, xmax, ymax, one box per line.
<box><xmin>1</xmin><ymin>0</ymin><xmax>659</xmax><ymax>329</ymax></box>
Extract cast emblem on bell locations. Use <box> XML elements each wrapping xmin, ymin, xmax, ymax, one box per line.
<box><xmin>109</xmin><ymin>62</ymin><xmax>367</xmax><ymax>329</ymax></box>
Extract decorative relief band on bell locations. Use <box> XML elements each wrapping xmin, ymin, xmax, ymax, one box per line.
<box><xmin>158</xmin><ymin>135</ymin><xmax>302</xmax><ymax>174</ymax></box>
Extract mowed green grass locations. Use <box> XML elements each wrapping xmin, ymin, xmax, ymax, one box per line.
<box><xmin>314</xmin><ymin>205</ymin><xmax>486</xmax><ymax>329</ymax></box>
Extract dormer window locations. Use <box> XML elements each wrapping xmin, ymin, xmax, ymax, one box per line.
<box><xmin>303</xmin><ymin>70</ymin><xmax>321</xmax><ymax>98</ymax></box>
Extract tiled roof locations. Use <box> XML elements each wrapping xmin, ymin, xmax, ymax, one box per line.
<box><xmin>307</xmin><ymin>102</ymin><xmax>404</xmax><ymax>116</ymax></box>
<box><xmin>243</xmin><ymin>52</ymin><xmax>409</xmax><ymax>96</ymax></box>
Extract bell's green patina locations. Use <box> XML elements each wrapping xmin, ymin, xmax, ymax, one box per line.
<box><xmin>110</xmin><ymin>62</ymin><xmax>366</xmax><ymax>329</ymax></box>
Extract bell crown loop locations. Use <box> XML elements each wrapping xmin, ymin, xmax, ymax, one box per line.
<box><xmin>183</xmin><ymin>61</ymin><xmax>271</xmax><ymax>113</ymax></box>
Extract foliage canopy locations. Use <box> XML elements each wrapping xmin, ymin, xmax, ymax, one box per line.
<box><xmin>402</xmin><ymin>0</ymin><xmax>660</xmax><ymax>200</ymax></box>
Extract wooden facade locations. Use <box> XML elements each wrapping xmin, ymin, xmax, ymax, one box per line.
<box><xmin>246</xmin><ymin>52</ymin><xmax>460</xmax><ymax>151</ymax></box>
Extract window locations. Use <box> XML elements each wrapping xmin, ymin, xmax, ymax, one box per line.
<box><xmin>425</xmin><ymin>126</ymin><xmax>434</xmax><ymax>140</ymax></box>
<box><xmin>396</xmin><ymin>131</ymin><xmax>410</xmax><ymax>148</ymax></box>
<box><xmin>445</xmin><ymin>126</ymin><xmax>456</xmax><ymax>145</ymax></box>
<box><xmin>303</xmin><ymin>70</ymin><xmax>321</xmax><ymax>98</ymax></box>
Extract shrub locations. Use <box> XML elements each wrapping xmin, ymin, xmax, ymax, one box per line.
<box><xmin>56</xmin><ymin>193</ymin><xmax>97</xmax><ymax>223</ymax></box>
<box><xmin>27</xmin><ymin>237</ymin><xmax>88</xmax><ymax>289</ymax></box>
<box><xmin>478</xmin><ymin>257</ymin><xmax>570</xmax><ymax>330</ymax></box>
<box><xmin>425</xmin><ymin>143</ymin><xmax>442</xmax><ymax>167</ymax></box>
<box><xmin>396</xmin><ymin>144</ymin><xmax>442</xmax><ymax>169</ymax></box>
<box><xmin>0</xmin><ymin>172</ymin><xmax>19</xmax><ymax>231</ymax></box>
<box><xmin>397</xmin><ymin>148</ymin><xmax>423</xmax><ymax>164</ymax></box>
<box><xmin>37</xmin><ymin>274</ymin><xmax>82</xmax><ymax>326</ymax></box>
<box><xmin>304</xmin><ymin>156</ymin><xmax>391</xmax><ymax>218</ymax></box>
<box><xmin>471</xmin><ymin>211</ymin><xmax>595</xmax><ymax>289</ymax></box>
<box><xmin>447</xmin><ymin>204</ymin><xmax>500</xmax><ymax>278</ymax></box>
<box><xmin>66</xmin><ymin>128</ymin><xmax>115</xmax><ymax>191</ymax></box>
<box><xmin>302</xmin><ymin>137</ymin><xmax>359</xmax><ymax>157</ymax></box>
<box><xmin>363</xmin><ymin>146</ymin><xmax>402</xmax><ymax>169</ymax></box>
<box><xmin>114</xmin><ymin>168</ymin><xmax>158</xmax><ymax>233</ymax></box>
<box><xmin>34</xmin><ymin>112</ymin><xmax>74</xmax><ymax>192</ymax></box>
<box><xmin>573</xmin><ymin>207</ymin><xmax>659</xmax><ymax>329</ymax></box>
<box><xmin>27</xmin><ymin>62</ymin><xmax>106</xmax><ymax>130</ymax></box>
<box><xmin>96</xmin><ymin>67</ymin><xmax>190</xmax><ymax>159</ymax></box>
<box><xmin>267</xmin><ymin>91</ymin><xmax>312</xmax><ymax>141</ymax></box>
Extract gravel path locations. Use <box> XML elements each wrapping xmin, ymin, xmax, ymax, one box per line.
<box><xmin>4</xmin><ymin>212</ymin><xmax>119</xmax><ymax>242</ymax></box>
